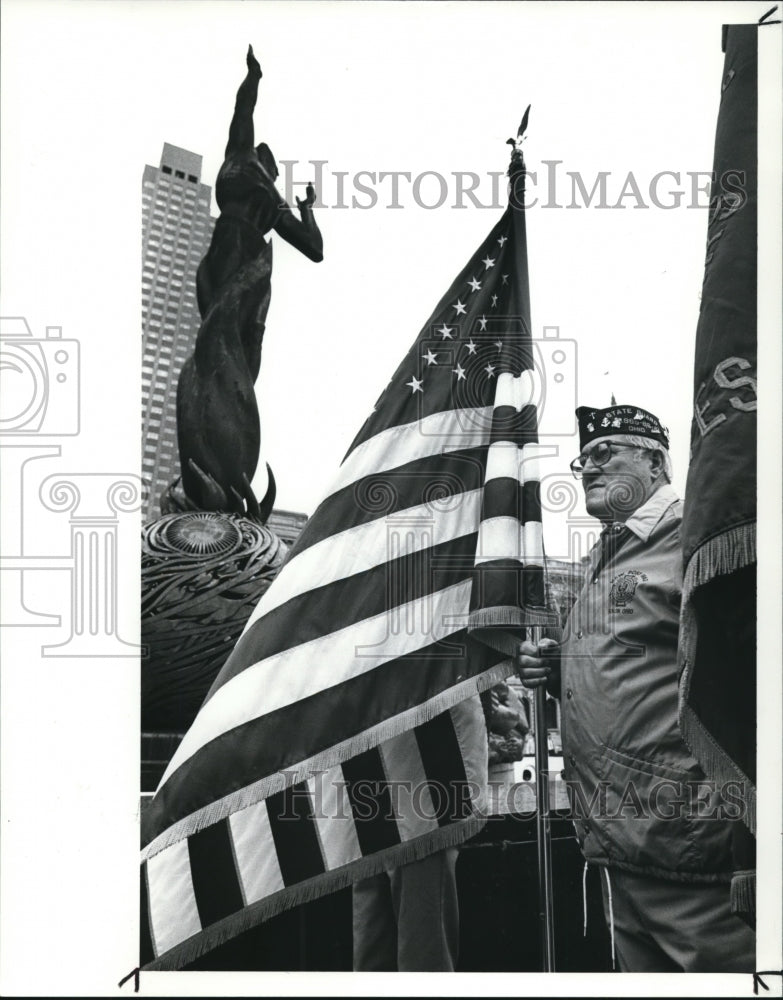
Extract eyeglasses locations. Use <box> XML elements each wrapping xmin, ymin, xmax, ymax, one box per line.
<box><xmin>570</xmin><ymin>442</ymin><xmax>640</xmax><ymax>479</ymax></box>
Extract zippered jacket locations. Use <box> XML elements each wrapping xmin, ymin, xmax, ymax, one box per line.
<box><xmin>559</xmin><ymin>484</ymin><xmax>734</xmax><ymax>882</ymax></box>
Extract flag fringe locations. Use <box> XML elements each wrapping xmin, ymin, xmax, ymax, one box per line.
<box><xmin>142</xmin><ymin>813</ymin><xmax>486</xmax><ymax>972</ymax></box>
<box><xmin>468</xmin><ymin>605</ymin><xmax>558</xmax><ymax>657</ymax></box>
<box><xmin>678</xmin><ymin>521</ymin><xmax>757</xmax><ymax>833</ymax></box>
<box><xmin>142</xmin><ymin>661</ymin><xmax>514</xmax><ymax>861</ymax></box>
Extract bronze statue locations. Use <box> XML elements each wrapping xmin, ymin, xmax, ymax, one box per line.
<box><xmin>171</xmin><ymin>45</ymin><xmax>323</xmax><ymax>519</ymax></box>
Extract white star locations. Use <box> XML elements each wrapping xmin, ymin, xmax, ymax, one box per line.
<box><xmin>501</xmin><ymin>273</ymin><xmax>509</xmax><ymax>285</ymax></box>
<box><xmin>484</xmin><ymin>364</ymin><xmax>496</xmax><ymax>378</ymax></box>
<box><xmin>468</xmin><ymin>277</ymin><xmax>481</xmax><ymax>292</ymax></box>
<box><xmin>453</xmin><ymin>299</ymin><xmax>467</xmax><ymax>315</ymax></box>
<box><xmin>437</xmin><ymin>324</ymin><xmax>453</xmax><ymax>339</ymax></box>
<box><xmin>478</xmin><ymin>315</ymin><xmax>488</xmax><ymax>331</ymax></box>
<box><xmin>406</xmin><ymin>375</ymin><xmax>423</xmax><ymax>394</ymax></box>
<box><xmin>422</xmin><ymin>349</ymin><xmax>438</xmax><ymax>365</ymax></box>
<box><xmin>491</xmin><ymin>294</ymin><xmax>498</xmax><ymax>307</ymax></box>
<box><xmin>453</xmin><ymin>364</ymin><xmax>467</xmax><ymax>381</ymax></box>
<box><xmin>495</xmin><ymin>340</ymin><xmax>503</xmax><ymax>351</ymax></box>
<box><xmin>465</xmin><ymin>339</ymin><xmax>477</xmax><ymax>355</ymax></box>
<box><xmin>482</xmin><ymin>255</ymin><xmax>496</xmax><ymax>269</ymax></box>
<box><xmin>498</xmin><ymin>235</ymin><xmax>508</xmax><ymax>247</ymax></box>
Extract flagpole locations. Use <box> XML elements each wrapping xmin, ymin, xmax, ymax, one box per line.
<box><xmin>507</xmin><ymin>108</ymin><xmax>556</xmax><ymax>971</ymax></box>
<box><xmin>531</xmin><ymin>625</ymin><xmax>556</xmax><ymax>971</ymax></box>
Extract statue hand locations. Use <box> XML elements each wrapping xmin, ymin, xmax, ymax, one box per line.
<box><xmin>247</xmin><ymin>44</ymin><xmax>262</xmax><ymax>79</ymax></box>
<box><xmin>296</xmin><ymin>183</ymin><xmax>317</xmax><ymax>211</ymax></box>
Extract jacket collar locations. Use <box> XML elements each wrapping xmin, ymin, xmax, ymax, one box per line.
<box><xmin>619</xmin><ymin>483</ymin><xmax>680</xmax><ymax>543</ymax></box>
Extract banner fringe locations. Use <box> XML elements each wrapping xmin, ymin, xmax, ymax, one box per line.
<box><xmin>730</xmin><ymin>869</ymin><xmax>756</xmax><ymax>923</ymax></box>
<box><xmin>142</xmin><ymin>813</ymin><xmax>486</xmax><ymax>972</ymax></box>
<box><xmin>678</xmin><ymin>522</ymin><xmax>757</xmax><ymax>834</ymax></box>
<box><xmin>682</xmin><ymin>521</ymin><xmax>756</xmax><ymax>599</ymax></box>
<box><xmin>142</xmin><ymin>662</ymin><xmax>512</xmax><ymax>861</ymax></box>
<box><xmin>679</xmin><ymin>703</ymin><xmax>756</xmax><ymax>833</ymax></box>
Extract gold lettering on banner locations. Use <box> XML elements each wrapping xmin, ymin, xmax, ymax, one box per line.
<box><xmin>693</xmin><ymin>355</ymin><xmax>757</xmax><ymax>441</ymax></box>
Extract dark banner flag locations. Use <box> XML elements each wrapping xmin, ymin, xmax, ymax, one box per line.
<box><xmin>678</xmin><ymin>23</ymin><xmax>758</xmax><ymax>924</ymax></box>
<box><xmin>140</xmin><ymin>136</ymin><xmax>551</xmax><ymax>970</ymax></box>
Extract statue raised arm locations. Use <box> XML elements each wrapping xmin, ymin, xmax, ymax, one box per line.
<box><xmin>169</xmin><ymin>46</ymin><xmax>323</xmax><ymax>519</ymax></box>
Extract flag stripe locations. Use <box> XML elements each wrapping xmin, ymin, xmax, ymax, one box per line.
<box><xmin>378</xmin><ymin>729</ymin><xmax>441</xmax><ymax>841</ymax></box>
<box><xmin>229</xmin><ymin>800</ymin><xmax>286</xmax><ymax>904</ymax></box>
<box><xmin>211</xmin><ymin>533</ymin><xmax>479</xmax><ymax>699</ymax></box>
<box><xmin>236</xmin><ymin>489</ymin><xmax>483</xmax><ymax>640</ymax></box>
<box><xmin>160</xmin><ymin>580</ymin><xmax>474</xmax><ymax>786</ymax></box>
<box><xmin>489</xmin><ymin>403</ymin><xmax>538</xmax><ymax>445</ymax></box>
<box><xmin>482</xmin><ymin>440</ymin><xmax>542</xmax><ymax>489</ymax></box>
<box><xmin>414</xmin><ymin>709</ymin><xmax>471</xmax><ymax>827</ymax></box>
<box><xmin>520</xmin><ymin>480</ymin><xmax>542</xmax><ymax>523</ymax></box>
<box><xmin>140</xmin><ymin>863</ymin><xmax>155</xmax><ymax>967</ymax></box>
<box><xmin>495</xmin><ymin>370</ymin><xmax>538</xmax><ymax>410</ymax></box>
<box><xmin>522</xmin><ymin>520</ymin><xmax>544</xmax><ymax>565</ymax></box>
<box><xmin>187</xmin><ymin>819</ymin><xmax>244</xmax><ymax>927</ymax></box>
<box><xmin>334</xmin><ymin>406</ymin><xmax>495</xmax><ymax>496</ymax></box>
<box><xmin>144</xmin><ymin>637</ymin><xmax>507</xmax><ymax>846</ymax></box>
<box><xmin>480</xmin><ymin>477</ymin><xmax>541</xmax><ymax>524</ymax></box>
<box><xmin>485</xmin><ymin>441</ymin><xmax>524</xmax><ymax>483</ymax></box>
<box><xmin>309</xmin><ymin>768</ymin><xmax>364</xmax><ymax>871</ymax></box>
<box><xmin>469</xmin><ymin>557</ymin><xmax>545</xmax><ymax>611</ymax></box>
<box><xmin>266</xmin><ymin>782</ymin><xmax>326</xmax><ymax>886</ymax></box>
<box><xmin>146</xmin><ymin>839</ymin><xmax>202</xmax><ymax>956</ymax></box>
<box><xmin>342</xmin><ymin>747</ymin><xmax>402</xmax><ymax>855</ymax></box>
<box><xmin>289</xmin><ymin>447</ymin><xmax>488</xmax><ymax>557</ymax></box>
<box><xmin>475</xmin><ymin>515</ymin><xmax>526</xmax><ymax>563</ymax></box>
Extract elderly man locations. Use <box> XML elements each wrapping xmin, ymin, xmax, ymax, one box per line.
<box><xmin>518</xmin><ymin>404</ymin><xmax>755</xmax><ymax>972</ymax></box>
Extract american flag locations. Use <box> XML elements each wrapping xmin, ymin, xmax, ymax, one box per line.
<box><xmin>140</xmin><ymin>140</ymin><xmax>551</xmax><ymax>970</ymax></box>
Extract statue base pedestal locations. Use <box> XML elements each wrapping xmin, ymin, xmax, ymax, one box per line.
<box><xmin>141</xmin><ymin>511</ymin><xmax>287</xmax><ymax>734</ymax></box>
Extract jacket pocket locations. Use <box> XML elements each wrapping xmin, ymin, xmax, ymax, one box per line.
<box><xmin>601</xmin><ymin>743</ymin><xmax>702</xmax><ymax>783</ymax></box>
<box><xmin>592</xmin><ymin>743</ymin><xmax>725</xmax><ymax>875</ymax></box>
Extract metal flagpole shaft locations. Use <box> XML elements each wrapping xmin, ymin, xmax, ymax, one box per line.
<box><xmin>531</xmin><ymin>624</ymin><xmax>556</xmax><ymax>971</ymax></box>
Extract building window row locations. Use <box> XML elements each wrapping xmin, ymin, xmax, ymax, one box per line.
<box><xmin>160</xmin><ymin>166</ymin><xmax>201</xmax><ymax>184</ymax></box>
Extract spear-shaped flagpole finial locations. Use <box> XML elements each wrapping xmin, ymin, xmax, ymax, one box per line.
<box><xmin>518</xmin><ymin>104</ymin><xmax>531</xmax><ymax>139</ymax></box>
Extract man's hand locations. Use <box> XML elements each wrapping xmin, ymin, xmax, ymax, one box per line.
<box><xmin>296</xmin><ymin>183</ymin><xmax>317</xmax><ymax>212</ymax></box>
<box><xmin>516</xmin><ymin>637</ymin><xmax>561</xmax><ymax>693</ymax></box>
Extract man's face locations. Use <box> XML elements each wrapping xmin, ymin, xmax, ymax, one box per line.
<box><xmin>580</xmin><ymin>442</ymin><xmax>657</xmax><ymax>522</ymax></box>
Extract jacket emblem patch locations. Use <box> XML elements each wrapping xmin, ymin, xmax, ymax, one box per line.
<box><xmin>609</xmin><ymin>570</ymin><xmax>648</xmax><ymax>612</ymax></box>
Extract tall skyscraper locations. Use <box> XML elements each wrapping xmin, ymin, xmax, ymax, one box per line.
<box><xmin>141</xmin><ymin>143</ymin><xmax>215</xmax><ymax>521</ymax></box>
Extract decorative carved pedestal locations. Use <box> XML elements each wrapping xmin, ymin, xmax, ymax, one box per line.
<box><xmin>141</xmin><ymin>511</ymin><xmax>287</xmax><ymax>734</ymax></box>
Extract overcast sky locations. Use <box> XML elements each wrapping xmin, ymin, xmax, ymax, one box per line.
<box><xmin>1</xmin><ymin>0</ymin><xmax>761</xmax><ymax>559</ymax></box>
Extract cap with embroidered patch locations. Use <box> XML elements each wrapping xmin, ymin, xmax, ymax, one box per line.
<box><xmin>576</xmin><ymin>404</ymin><xmax>670</xmax><ymax>450</ymax></box>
